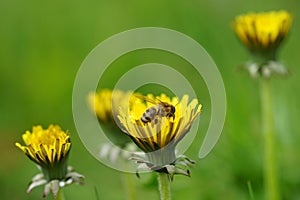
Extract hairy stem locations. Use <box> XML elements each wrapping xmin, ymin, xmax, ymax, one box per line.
<box><xmin>260</xmin><ymin>79</ymin><xmax>280</xmax><ymax>200</ymax></box>
<box><xmin>56</xmin><ymin>189</ymin><xmax>65</xmax><ymax>200</ymax></box>
<box><xmin>122</xmin><ymin>172</ymin><xmax>137</xmax><ymax>200</ymax></box>
<box><xmin>158</xmin><ymin>173</ymin><xmax>171</xmax><ymax>200</ymax></box>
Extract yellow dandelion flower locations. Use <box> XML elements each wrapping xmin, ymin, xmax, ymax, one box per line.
<box><xmin>88</xmin><ymin>89</ymin><xmax>139</xmax><ymax>147</ymax></box>
<box><xmin>118</xmin><ymin>93</ymin><xmax>202</xmax><ymax>177</ymax></box>
<box><xmin>15</xmin><ymin>125</ymin><xmax>84</xmax><ymax>198</ymax></box>
<box><xmin>233</xmin><ymin>10</ymin><xmax>292</xmax><ymax>54</ymax></box>
<box><xmin>88</xmin><ymin>89</ymin><xmax>114</xmax><ymax>122</ymax></box>
<box><xmin>88</xmin><ymin>89</ymin><xmax>140</xmax><ymax>123</ymax></box>
<box><xmin>16</xmin><ymin>125</ymin><xmax>70</xmax><ymax>178</ymax></box>
<box><xmin>233</xmin><ymin>10</ymin><xmax>292</xmax><ymax>78</ymax></box>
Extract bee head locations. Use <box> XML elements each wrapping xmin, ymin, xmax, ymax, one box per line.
<box><xmin>170</xmin><ymin>106</ymin><xmax>175</xmax><ymax>114</ymax></box>
<box><xmin>166</xmin><ymin>106</ymin><xmax>176</xmax><ymax>119</ymax></box>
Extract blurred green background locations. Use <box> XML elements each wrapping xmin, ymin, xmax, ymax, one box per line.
<box><xmin>1</xmin><ymin>0</ymin><xmax>300</xmax><ymax>199</ymax></box>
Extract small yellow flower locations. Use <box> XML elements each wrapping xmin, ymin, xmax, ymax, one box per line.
<box><xmin>16</xmin><ymin>125</ymin><xmax>84</xmax><ymax>198</ymax></box>
<box><xmin>88</xmin><ymin>89</ymin><xmax>139</xmax><ymax>123</ymax></box>
<box><xmin>88</xmin><ymin>89</ymin><xmax>139</xmax><ymax>159</ymax></box>
<box><xmin>88</xmin><ymin>89</ymin><xmax>114</xmax><ymax>122</ymax></box>
<box><xmin>233</xmin><ymin>10</ymin><xmax>292</xmax><ymax>53</ymax></box>
<box><xmin>233</xmin><ymin>10</ymin><xmax>292</xmax><ymax>78</ymax></box>
<box><xmin>118</xmin><ymin>94</ymin><xmax>202</xmax><ymax>178</ymax></box>
<box><xmin>16</xmin><ymin>125</ymin><xmax>70</xmax><ymax>171</ymax></box>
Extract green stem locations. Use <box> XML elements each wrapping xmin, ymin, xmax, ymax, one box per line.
<box><xmin>158</xmin><ymin>173</ymin><xmax>171</xmax><ymax>200</ymax></box>
<box><xmin>56</xmin><ymin>189</ymin><xmax>65</xmax><ymax>200</ymax></box>
<box><xmin>260</xmin><ymin>79</ymin><xmax>280</xmax><ymax>200</ymax></box>
<box><xmin>122</xmin><ymin>172</ymin><xmax>137</xmax><ymax>200</ymax></box>
<box><xmin>121</xmin><ymin>157</ymin><xmax>137</xmax><ymax>200</ymax></box>
<box><xmin>247</xmin><ymin>181</ymin><xmax>255</xmax><ymax>200</ymax></box>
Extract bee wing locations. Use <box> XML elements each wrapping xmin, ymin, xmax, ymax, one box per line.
<box><xmin>155</xmin><ymin>97</ymin><xmax>173</xmax><ymax>107</ymax></box>
<box><xmin>135</xmin><ymin>94</ymin><xmax>174</xmax><ymax>107</ymax></box>
<box><xmin>134</xmin><ymin>94</ymin><xmax>158</xmax><ymax>105</ymax></box>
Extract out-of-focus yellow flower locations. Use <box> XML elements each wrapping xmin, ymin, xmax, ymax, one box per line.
<box><xmin>88</xmin><ymin>89</ymin><xmax>139</xmax><ymax>123</ymax></box>
<box><xmin>233</xmin><ymin>10</ymin><xmax>292</xmax><ymax>54</ymax></box>
<box><xmin>88</xmin><ymin>89</ymin><xmax>137</xmax><ymax>145</ymax></box>
<box><xmin>16</xmin><ymin>125</ymin><xmax>84</xmax><ymax>198</ymax></box>
<box><xmin>88</xmin><ymin>89</ymin><xmax>114</xmax><ymax>122</ymax></box>
<box><xmin>233</xmin><ymin>10</ymin><xmax>292</xmax><ymax>78</ymax></box>
<box><xmin>118</xmin><ymin>93</ymin><xmax>202</xmax><ymax>178</ymax></box>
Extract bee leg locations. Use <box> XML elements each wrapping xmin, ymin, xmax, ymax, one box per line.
<box><xmin>135</xmin><ymin>171</ymin><xmax>140</xmax><ymax>179</ymax></box>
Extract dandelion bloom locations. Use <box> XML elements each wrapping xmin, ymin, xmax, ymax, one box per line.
<box><xmin>88</xmin><ymin>89</ymin><xmax>136</xmax><ymax>123</ymax></box>
<box><xmin>88</xmin><ymin>89</ymin><xmax>115</xmax><ymax>122</ymax></box>
<box><xmin>233</xmin><ymin>10</ymin><xmax>292</xmax><ymax>55</ymax></box>
<box><xmin>88</xmin><ymin>89</ymin><xmax>136</xmax><ymax>146</ymax></box>
<box><xmin>233</xmin><ymin>10</ymin><xmax>292</xmax><ymax>77</ymax></box>
<box><xmin>16</xmin><ymin>125</ymin><xmax>83</xmax><ymax>198</ymax></box>
<box><xmin>118</xmin><ymin>94</ymin><xmax>202</xmax><ymax>178</ymax></box>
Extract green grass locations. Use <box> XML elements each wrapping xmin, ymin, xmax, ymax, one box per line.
<box><xmin>1</xmin><ymin>0</ymin><xmax>300</xmax><ymax>199</ymax></box>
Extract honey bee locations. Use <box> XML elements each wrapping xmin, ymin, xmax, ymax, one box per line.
<box><xmin>135</xmin><ymin>95</ymin><xmax>176</xmax><ymax>124</ymax></box>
